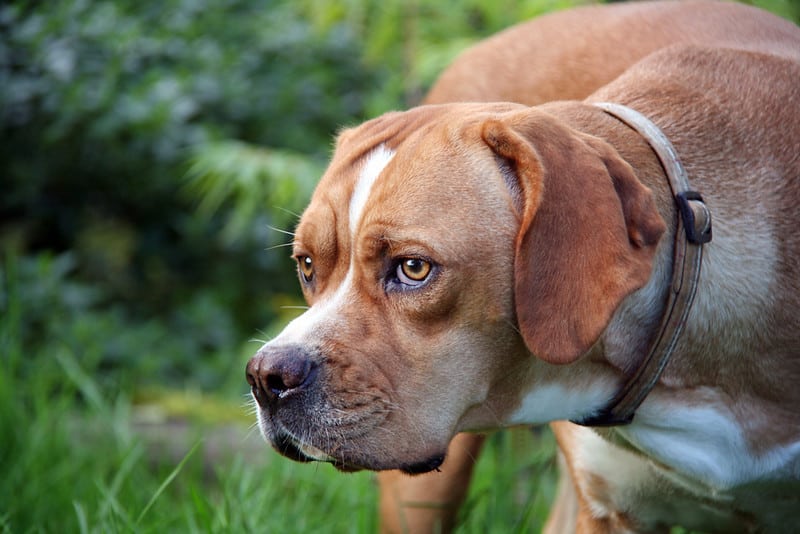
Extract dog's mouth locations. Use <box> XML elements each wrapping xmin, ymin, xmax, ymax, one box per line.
<box><xmin>270</xmin><ymin>428</ymin><xmax>445</xmax><ymax>474</ymax></box>
<box><xmin>271</xmin><ymin>429</ymin><xmax>364</xmax><ymax>472</ymax></box>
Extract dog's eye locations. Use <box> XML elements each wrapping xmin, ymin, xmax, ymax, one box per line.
<box><xmin>297</xmin><ymin>255</ymin><xmax>314</xmax><ymax>283</ymax></box>
<box><xmin>397</xmin><ymin>258</ymin><xmax>432</xmax><ymax>285</ymax></box>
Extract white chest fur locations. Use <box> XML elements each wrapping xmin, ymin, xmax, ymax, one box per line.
<box><xmin>625</xmin><ymin>396</ymin><xmax>800</xmax><ymax>490</ymax></box>
<box><xmin>568</xmin><ymin>394</ymin><xmax>800</xmax><ymax>530</ymax></box>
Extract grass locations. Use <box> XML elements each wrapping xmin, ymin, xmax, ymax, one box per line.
<box><xmin>456</xmin><ymin>430</ymin><xmax>558</xmax><ymax>533</ymax></box>
<box><xmin>0</xmin><ymin>363</ymin><xmax>557</xmax><ymax>532</ymax></box>
<box><xmin>0</xmin><ymin>263</ymin><xmax>558</xmax><ymax>533</ymax></box>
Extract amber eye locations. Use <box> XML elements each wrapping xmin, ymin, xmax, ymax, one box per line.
<box><xmin>397</xmin><ymin>258</ymin><xmax>432</xmax><ymax>285</ymax></box>
<box><xmin>297</xmin><ymin>255</ymin><xmax>314</xmax><ymax>283</ymax></box>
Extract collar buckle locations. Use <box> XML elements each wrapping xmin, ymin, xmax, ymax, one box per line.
<box><xmin>677</xmin><ymin>191</ymin><xmax>712</xmax><ymax>245</ymax></box>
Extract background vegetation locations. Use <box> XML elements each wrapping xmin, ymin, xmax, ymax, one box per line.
<box><xmin>2</xmin><ymin>0</ymin><xmax>797</xmax><ymax>532</ymax></box>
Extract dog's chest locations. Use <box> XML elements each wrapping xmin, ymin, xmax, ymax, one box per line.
<box><xmin>623</xmin><ymin>399</ymin><xmax>800</xmax><ymax>489</ymax></box>
<box><xmin>569</xmin><ymin>402</ymin><xmax>800</xmax><ymax>531</ymax></box>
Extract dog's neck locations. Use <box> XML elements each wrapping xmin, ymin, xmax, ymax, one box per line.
<box><xmin>542</xmin><ymin>102</ymin><xmax>800</xmax><ymax>488</ymax></box>
<box><xmin>570</xmin><ymin>103</ymin><xmax>712</xmax><ymax>427</ymax></box>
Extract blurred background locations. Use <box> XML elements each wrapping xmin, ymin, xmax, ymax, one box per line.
<box><xmin>2</xmin><ymin>0</ymin><xmax>797</xmax><ymax>531</ymax></box>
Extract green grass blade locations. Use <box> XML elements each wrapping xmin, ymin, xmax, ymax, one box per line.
<box><xmin>54</xmin><ymin>349</ymin><xmax>105</xmax><ymax>413</ymax></box>
<box><xmin>72</xmin><ymin>501</ymin><xmax>89</xmax><ymax>534</ymax></box>
<box><xmin>135</xmin><ymin>440</ymin><xmax>202</xmax><ymax>525</ymax></box>
<box><xmin>94</xmin><ymin>478</ymin><xmax>136</xmax><ymax>531</ymax></box>
<box><xmin>97</xmin><ymin>443</ymin><xmax>144</xmax><ymax>520</ymax></box>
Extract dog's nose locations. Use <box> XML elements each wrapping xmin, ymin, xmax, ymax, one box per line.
<box><xmin>246</xmin><ymin>347</ymin><xmax>316</xmax><ymax>408</ymax></box>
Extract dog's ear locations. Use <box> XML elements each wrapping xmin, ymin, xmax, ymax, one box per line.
<box><xmin>481</xmin><ymin>110</ymin><xmax>665</xmax><ymax>364</ymax></box>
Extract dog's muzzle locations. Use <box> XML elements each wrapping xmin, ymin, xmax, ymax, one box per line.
<box><xmin>245</xmin><ymin>345</ymin><xmax>364</xmax><ymax>471</ymax></box>
<box><xmin>245</xmin><ymin>344</ymin><xmax>446</xmax><ymax>474</ymax></box>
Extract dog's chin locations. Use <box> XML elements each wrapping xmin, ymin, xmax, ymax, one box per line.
<box><xmin>269</xmin><ymin>429</ymin><xmax>445</xmax><ymax>474</ymax></box>
<box><xmin>330</xmin><ymin>453</ymin><xmax>445</xmax><ymax>475</ymax></box>
<box><xmin>269</xmin><ymin>430</ymin><xmax>365</xmax><ymax>472</ymax></box>
<box><xmin>397</xmin><ymin>454</ymin><xmax>446</xmax><ymax>475</ymax></box>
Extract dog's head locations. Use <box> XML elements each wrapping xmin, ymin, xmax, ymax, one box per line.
<box><xmin>246</xmin><ymin>103</ymin><xmax>664</xmax><ymax>472</ymax></box>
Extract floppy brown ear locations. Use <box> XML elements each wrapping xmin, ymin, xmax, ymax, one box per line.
<box><xmin>481</xmin><ymin>110</ymin><xmax>665</xmax><ymax>364</ymax></box>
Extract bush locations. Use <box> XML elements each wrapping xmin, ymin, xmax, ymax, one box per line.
<box><xmin>0</xmin><ymin>0</ymin><xmax>381</xmax><ymax>390</ymax></box>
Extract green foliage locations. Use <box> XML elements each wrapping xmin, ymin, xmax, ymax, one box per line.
<box><xmin>744</xmin><ymin>0</ymin><xmax>800</xmax><ymax>23</ymax></box>
<box><xmin>0</xmin><ymin>251</ymin><xmax>249</xmax><ymax>394</ymax></box>
<box><xmin>297</xmin><ymin>0</ymin><xmax>586</xmax><ymax>114</ymax></box>
<box><xmin>5</xmin><ymin>0</ymin><xmax>796</xmax><ymax>391</ymax></box>
<box><xmin>1</xmin><ymin>0</ymin><xmax>377</xmax><ymax>374</ymax></box>
<box><xmin>186</xmin><ymin>141</ymin><xmax>322</xmax><ymax>244</ymax></box>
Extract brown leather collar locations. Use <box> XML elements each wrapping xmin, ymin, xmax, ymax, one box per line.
<box><xmin>572</xmin><ymin>102</ymin><xmax>713</xmax><ymax>427</ymax></box>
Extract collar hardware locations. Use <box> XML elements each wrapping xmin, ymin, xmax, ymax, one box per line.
<box><xmin>676</xmin><ymin>191</ymin><xmax>712</xmax><ymax>245</ymax></box>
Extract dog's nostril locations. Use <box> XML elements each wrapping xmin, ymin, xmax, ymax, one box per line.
<box><xmin>267</xmin><ymin>357</ymin><xmax>312</xmax><ymax>396</ymax></box>
<box><xmin>266</xmin><ymin>373</ymin><xmax>290</xmax><ymax>396</ymax></box>
<box><xmin>246</xmin><ymin>349</ymin><xmax>314</xmax><ymax>406</ymax></box>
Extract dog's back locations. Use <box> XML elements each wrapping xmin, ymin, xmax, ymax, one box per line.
<box><xmin>425</xmin><ymin>0</ymin><xmax>800</xmax><ymax>105</ymax></box>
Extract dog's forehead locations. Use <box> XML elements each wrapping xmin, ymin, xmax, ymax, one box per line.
<box><xmin>294</xmin><ymin>103</ymin><xmax>524</xmax><ymax>269</ymax></box>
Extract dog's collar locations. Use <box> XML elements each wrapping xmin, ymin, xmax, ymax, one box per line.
<box><xmin>572</xmin><ymin>102</ymin><xmax>712</xmax><ymax>427</ymax></box>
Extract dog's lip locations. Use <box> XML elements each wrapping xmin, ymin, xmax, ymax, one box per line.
<box><xmin>272</xmin><ymin>428</ymin><xmax>364</xmax><ymax>471</ymax></box>
<box><xmin>398</xmin><ymin>454</ymin><xmax>445</xmax><ymax>475</ymax></box>
<box><xmin>296</xmin><ymin>441</ymin><xmax>335</xmax><ymax>463</ymax></box>
<box><xmin>271</xmin><ymin>427</ymin><xmax>445</xmax><ymax>474</ymax></box>
<box><xmin>272</xmin><ymin>431</ymin><xmax>315</xmax><ymax>463</ymax></box>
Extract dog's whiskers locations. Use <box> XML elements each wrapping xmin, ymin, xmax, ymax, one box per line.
<box><xmin>267</xmin><ymin>224</ymin><xmax>296</xmax><ymax>238</ymax></box>
<box><xmin>270</xmin><ymin>206</ymin><xmax>303</xmax><ymax>221</ymax></box>
<box><xmin>265</xmin><ymin>241</ymin><xmax>294</xmax><ymax>252</ymax></box>
<box><xmin>249</xmin><ymin>330</ymin><xmax>275</xmax><ymax>346</ymax></box>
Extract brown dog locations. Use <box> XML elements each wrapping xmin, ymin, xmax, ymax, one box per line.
<box><xmin>246</xmin><ymin>1</ymin><xmax>800</xmax><ymax>532</ymax></box>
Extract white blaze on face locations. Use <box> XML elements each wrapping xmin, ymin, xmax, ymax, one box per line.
<box><xmin>268</xmin><ymin>145</ymin><xmax>397</xmax><ymax>347</ymax></box>
<box><xmin>349</xmin><ymin>144</ymin><xmax>396</xmax><ymax>238</ymax></box>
